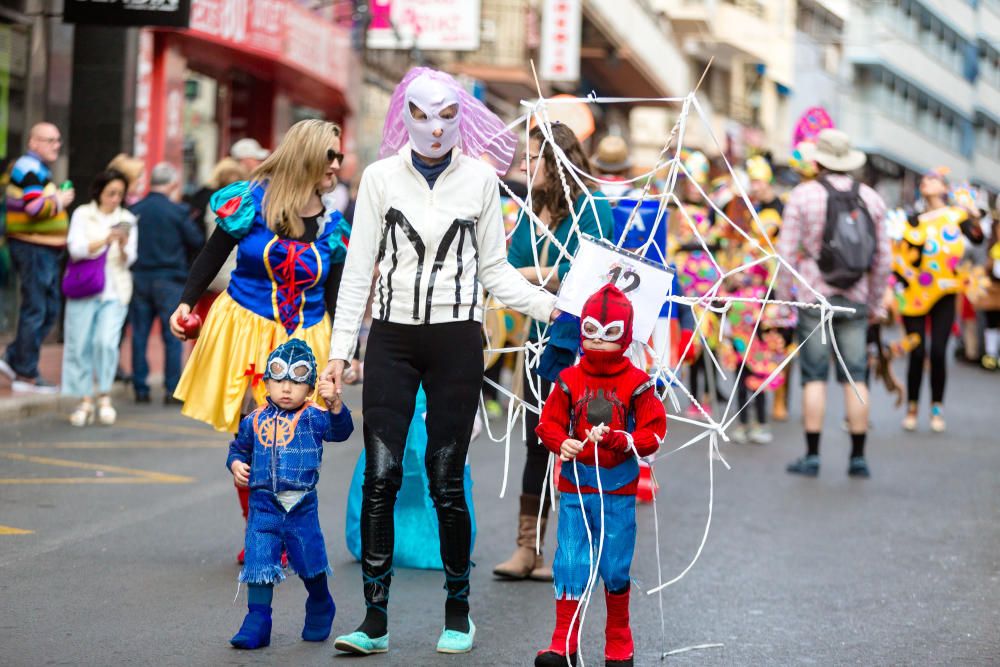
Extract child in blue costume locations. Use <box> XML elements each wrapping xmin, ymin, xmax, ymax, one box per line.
<box><xmin>226</xmin><ymin>338</ymin><xmax>354</xmax><ymax>649</ymax></box>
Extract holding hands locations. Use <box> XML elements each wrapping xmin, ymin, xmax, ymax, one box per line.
<box><xmin>317</xmin><ymin>378</ymin><xmax>343</xmax><ymax>413</ymax></box>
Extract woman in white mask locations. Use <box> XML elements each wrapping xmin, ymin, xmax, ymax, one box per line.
<box><xmin>323</xmin><ymin>68</ymin><xmax>558</xmax><ymax>656</ymax></box>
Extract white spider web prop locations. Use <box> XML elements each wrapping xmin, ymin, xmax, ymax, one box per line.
<box><xmin>475</xmin><ymin>90</ymin><xmax>863</xmax><ymax>663</ymax></box>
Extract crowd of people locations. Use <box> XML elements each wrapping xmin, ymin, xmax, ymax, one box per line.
<box><xmin>2</xmin><ymin>66</ymin><xmax>1000</xmax><ymax>664</ymax></box>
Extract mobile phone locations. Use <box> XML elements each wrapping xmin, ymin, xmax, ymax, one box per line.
<box><xmin>112</xmin><ymin>220</ymin><xmax>132</xmax><ymax>233</ymax></box>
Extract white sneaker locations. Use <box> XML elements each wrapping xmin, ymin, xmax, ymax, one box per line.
<box><xmin>731</xmin><ymin>425</ymin><xmax>748</xmax><ymax>443</ymax></box>
<box><xmin>12</xmin><ymin>378</ymin><xmax>59</xmax><ymax>394</ymax></box>
<box><xmin>748</xmin><ymin>426</ymin><xmax>773</xmax><ymax>444</ymax></box>
<box><xmin>69</xmin><ymin>401</ymin><xmax>95</xmax><ymax>427</ymax></box>
<box><xmin>97</xmin><ymin>397</ymin><xmax>117</xmax><ymax>426</ymax></box>
<box><xmin>0</xmin><ymin>358</ymin><xmax>15</xmax><ymax>381</ymax></box>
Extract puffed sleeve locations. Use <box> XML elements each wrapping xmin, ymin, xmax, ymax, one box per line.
<box><xmin>326</xmin><ymin>210</ymin><xmax>352</xmax><ymax>264</ymax></box>
<box><xmin>209</xmin><ymin>181</ymin><xmax>256</xmax><ymax>240</ymax></box>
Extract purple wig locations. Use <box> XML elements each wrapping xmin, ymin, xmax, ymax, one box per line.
<box><xmin>379</xmin><ymin>67</ymin><xmax>517</xmax><ymax>176</ymax></box>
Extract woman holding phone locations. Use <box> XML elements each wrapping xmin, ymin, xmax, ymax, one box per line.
<box><xmin>61</xmin><ymin>168</ymin><xmax>137</xmax><ymax>426</ymax></box>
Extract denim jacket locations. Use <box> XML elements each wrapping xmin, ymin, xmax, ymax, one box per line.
<box><xmin>226</xmin><ymin>398</ymin><xmax>354</xmax><ymax>492</ymax></box>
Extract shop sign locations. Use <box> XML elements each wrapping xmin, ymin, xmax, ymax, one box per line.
<box><xmin>132</xmin><ymin>29</ymin><xmax>154</xmax><ymax>196</ymax></box>
<box><xmin>366</xmin><ymin>0</ymin><xmax>481</xmax><ymax>52</ymax></box>
<box><xmin>539</xmin><ymin>0</ymin><xmax>581</xmax><ymax>82</ymax></box>
<box><xmin>64</xmin><ymin>0</ymin><xmax>191</xmax><ymax>27</ymax></box>
<box><xmin>187</xmin><ymin>0</ymin><xmax>350</xmax><ymax>90</ymax></box>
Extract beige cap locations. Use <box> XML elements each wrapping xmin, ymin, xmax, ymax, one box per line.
<box><xmin>592</xmin><ymin>135</ymin><xmax>631</xmax><ymax>173</ymax></box>
<box><xmin>231</xmin><ymin>138</ymin><xmax>270</xmax><ymax>161</ymax></box>
<box><xmin>812</xmin><ymin>129</ymin><xmax>866</xmax><ymax>172</ymax></box>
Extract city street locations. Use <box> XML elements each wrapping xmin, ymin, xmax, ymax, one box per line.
<box><xmin>1</xmin><ymin>362</ymin><xmax>998</xmax><ymax>666</ymax></box>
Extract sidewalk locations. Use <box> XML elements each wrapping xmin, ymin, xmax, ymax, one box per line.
<box><xmin>0</xmin><ymin>321</ymin><xmax>174</xmax><ymax>422</ymax></box>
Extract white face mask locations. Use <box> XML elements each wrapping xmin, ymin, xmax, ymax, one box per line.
<box><xmin>403</xmin><ymin>75</ymin><xmax>461</xmax><ymax>159</ymax></box>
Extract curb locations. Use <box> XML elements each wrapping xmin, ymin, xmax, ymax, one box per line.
<box><xmin>0</xmin><ymin>382</ymin><xmax>138</xmax><ymax>424</ymax></box>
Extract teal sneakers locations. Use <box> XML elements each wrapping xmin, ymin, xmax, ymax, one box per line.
<box><xmin>333</xmin><ymin>630</ymin><xmax>389</xmax><ymax>655</ymax></box>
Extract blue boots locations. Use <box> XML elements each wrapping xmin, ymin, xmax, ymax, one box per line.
<box><xmin>302</xmin><ymin>593</ymin><xmax>336</xmax><ymax>641</ymax></box>
<box><xmin>231</xmin><ymin>576</ymin><xmax>335</xmax><ymax>649</ymax></box>
<box><xmin>230</xmin><ymin>604</ymin><xmax>272</xmax><ymax>649</ymax></box>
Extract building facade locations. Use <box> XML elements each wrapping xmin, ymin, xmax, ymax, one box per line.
<box><xmin>651</xmin><ymin>0</ymin><xmax>797</xmax><ymax>163</ymax></box>
<box><xmin>793</xmin><ymin>0</ymin><xmax>1000</xmax><ymax>206</ymax></box>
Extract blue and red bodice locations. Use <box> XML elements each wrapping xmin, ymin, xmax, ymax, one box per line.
<box><xmin>211</xmin><ymin>181</ymin><xmax>350</xmax><ymax>334</ymax></box>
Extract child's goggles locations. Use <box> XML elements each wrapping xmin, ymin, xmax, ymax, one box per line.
<box><xmin>581</xmin><ymin>316</ymin><xmax>625</xmax><ymax>342</ymax></box>
<box><xmin>265</xmin><ymin>358</ymin><xmax>315</xmax><ymax>384</ymax></box>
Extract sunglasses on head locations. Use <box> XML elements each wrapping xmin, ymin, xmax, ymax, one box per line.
<box><xmin>327</xmin><ymin>149</ymin><xmax>345</xmax><ymax>164</ymax></box>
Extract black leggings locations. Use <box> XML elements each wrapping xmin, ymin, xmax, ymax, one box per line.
<box><xmin>902</xmin><ymin>294</ymin><xmax>955</xmax><ymax>405</ymax></box>
<box><xmin>521</xmin><ymin>360</ymin><xmax>552</xmax><ymax>496</ymax></box>
<box><xmin>360</xmin><ymin>319</ymin><xmax>484</xmax><ymax>613</ymax></box>
<box><xmin>736</xmin><ymin>376</ymin><xmax>767</xmax><ymax>425</ymax></box>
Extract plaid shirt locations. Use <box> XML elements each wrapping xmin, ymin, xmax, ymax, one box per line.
<box><xmin>776</xmin><ymin>174</ymin><xmax>891</xmax><ymax>318</ymax></box>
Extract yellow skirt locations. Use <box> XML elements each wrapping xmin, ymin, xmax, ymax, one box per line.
<box><xmin>174</xmin><ymin>291</ymin><xmax>331</xmax><ymax>433</ymax></box>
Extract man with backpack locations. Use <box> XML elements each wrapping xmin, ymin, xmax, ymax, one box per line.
<box><xmin>776</xmin><ymin>129</ymin><xmax>890</xmax><ymax>478</ymax></box>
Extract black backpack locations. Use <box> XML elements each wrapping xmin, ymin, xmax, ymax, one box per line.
<box><xmin>815</xmin><ymin>177</ymin><xmax>876</xmax><ymax>289</ymax></box>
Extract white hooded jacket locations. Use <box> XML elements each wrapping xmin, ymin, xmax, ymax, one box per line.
<box><xmin>329</xmin><ymin>146</ymin><xmax>556</xmax><ymax>360</ymax></box>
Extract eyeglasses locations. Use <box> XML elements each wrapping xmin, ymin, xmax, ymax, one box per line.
<box><xmin>37</xmin><ymin>137</ymin><xmax>61</xmax><ymax>144</ymax></box>
<box><xmin>327</xmin><ymin>149</ymin><xmax>345</xmax><ymax>165</ymax></box>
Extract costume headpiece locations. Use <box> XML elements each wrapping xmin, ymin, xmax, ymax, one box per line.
<box><xmin>682</xmin><ymin>149</ymin><xmax>709</xmax><ymax>186</ymax></box>
<box><xmin>263</xmin><ymin>339</ymin><xmax>317</xmax><ymax>386</ymax></box>
<box><xmin>789</xmin><ymin>141</ymin><xmax>818</xmax><ymax>180</ymax></box>
<box><xmin>746</xmin><ymin>155</ymin><xmax>773</xmax><ymax>183</ymax></box>
<box><xmin>380</xmin><ymin>67</ymin><xmax>517</xmax><ymax>175</ymax></box>
<box><xmin>924</xmin><ymin>165</ymin><xmax>950</xmax><ymax>184</ymax></box>
<box><xmin>581</xmin><ymin>284</ymin><xmax>634</xmax><ymax>349</ymax></box>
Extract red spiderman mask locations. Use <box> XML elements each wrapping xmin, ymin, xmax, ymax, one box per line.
<box><xmin>581</xmin><ymin>284</ymin><xmax>634</xmax><ymax>348</ymax></box>
<box><xmin>579</xmin><ymin>284</ymin><xmax>635</xmax><ymax>378</ymax></box>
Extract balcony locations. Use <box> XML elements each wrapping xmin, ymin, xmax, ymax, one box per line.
<box><xmin>922</xmin><ymin>0</ymin><xmax>976</xmax><ymax>39</ymax></box>
<box><xmin>845</xmin><ymin>17</ymin><xmax>975</xmax><ymax>117</ymax></box>
<box><xmin>978</xmin><ymin>2</ymin><xmax>1000</xmax><ymax>43</ymax></box>
<box><xmin>666</xmin><ymin>0</ymin><xmax>793</xmax><ymax>86</ymax></box>
<box><xmin>976</xmin><ymin>79</ymin><xmax>1000</xmax><ymax>124</ymax></box>
<box><xmin>973</xmin><ymin>152</ymin><xmax>1000</xmax><ymax>192</ymax></box>
<box><xmin>583</xmin><ymin>0</ymin><xmax>691</xmax><ymax>96</ymax></box>
<box><xmin>656</xmin><ymin>0</ymin><xmax>713</xmax><ymax>32</ymax></box>
<box><xmin>840</xmin><ymin>96</ymin><xmax>970</xmax><ymax>182</ymax></box>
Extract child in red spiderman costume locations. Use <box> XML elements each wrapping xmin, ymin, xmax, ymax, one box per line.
<box><xmin>534</xmin><ymin>284</ymin><xmax>666</xmax><ymax>667</ymax></box>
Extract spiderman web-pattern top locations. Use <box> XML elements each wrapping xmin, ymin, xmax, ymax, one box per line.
<box><xmin>475</xmin><ymin>91</ymin><xmax>862</xmax><ymax>662</ymax></box>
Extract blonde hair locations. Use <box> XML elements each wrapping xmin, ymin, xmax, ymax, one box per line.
<box><xmin>252</xmin><ymin>119</ymin><xmax>342</xmax><ymax>239</ymax></box>
<box><xmin>208</xmin><ymin>157</ymin><xmax>248</xmax><ymax>189</ymax></box>
<box><xmin>106</xmin><ymin>153</ymin><xmax>145</xmax><ymax>189</ymax></box>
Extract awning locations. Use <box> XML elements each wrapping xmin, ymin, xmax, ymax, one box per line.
<box><xmin>580</xmin><ymin>0</ymin><xmax>691</xmax><ymax>98</ymax></box>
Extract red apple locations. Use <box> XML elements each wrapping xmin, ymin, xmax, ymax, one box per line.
<box><xmin>180</xmin><ymin>313</ymin><xmax>203</xmax><ymax>339</ymax></box>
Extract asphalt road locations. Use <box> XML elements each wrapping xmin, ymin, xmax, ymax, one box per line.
<box><xmin>1</xmin><ymin>362</ymin><xmax>998</xmax><ymax>666</ymax></box>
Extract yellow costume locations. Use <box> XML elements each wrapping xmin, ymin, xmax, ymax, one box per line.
<box><xmin>891</xmin><ymin>206</ymin><xmax>970</xmax><ymax>317</ymax></box>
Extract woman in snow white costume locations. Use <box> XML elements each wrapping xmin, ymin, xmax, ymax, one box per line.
<box><xmin>168</xmin><ymin>120</ymin><xmax>350</xmax><ymax>562</ymax></box>
<box><xmin>322</xmin><ymin>68</ymin><xmax>558</xmax><ymax>656</ymax></box>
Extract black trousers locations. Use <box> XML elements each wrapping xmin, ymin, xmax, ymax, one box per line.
<box><xmin>521</xmin><ymin>360</ymin><xmax>552</xmax><ymax>496</ymax></box>
<box><xmin>902</xmin><ymin>294</ymin><xmax>955</xmax><ymax>405</ymax></box>
<box><xmin>360</xmin><ymin>319</ymin><xmax>484</xmax><ymax>612</ymax></box>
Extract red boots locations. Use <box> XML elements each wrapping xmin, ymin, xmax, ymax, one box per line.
<box><xmin>604</xmin><ymin>587</ymin><xmax>634</xmax><ymax>667</ymax></box>
<box><xmin>536</xmin><ymin>590</ymin><xmax>635</xmax><ymax>666</ymax></box>
<box><xmin>535</xmin><ymin>598</ymin><xmax>580</xmax><ymax>666</ymax></box>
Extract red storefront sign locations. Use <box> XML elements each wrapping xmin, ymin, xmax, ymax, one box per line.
<box><xmin>539</xmin><ymin>0</ymin><xmax>581</xmax><ymax>82</ymax></box>
<box><xmin>187</xmin><ymin>0</ymin><xmax>349</xmax><ymax>91</ymax></box>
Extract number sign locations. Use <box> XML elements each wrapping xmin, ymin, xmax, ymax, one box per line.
<box><xmin>556</xmin><ymin>236</ymin><xmax>675</xmax><ymax>343</ymax></box>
